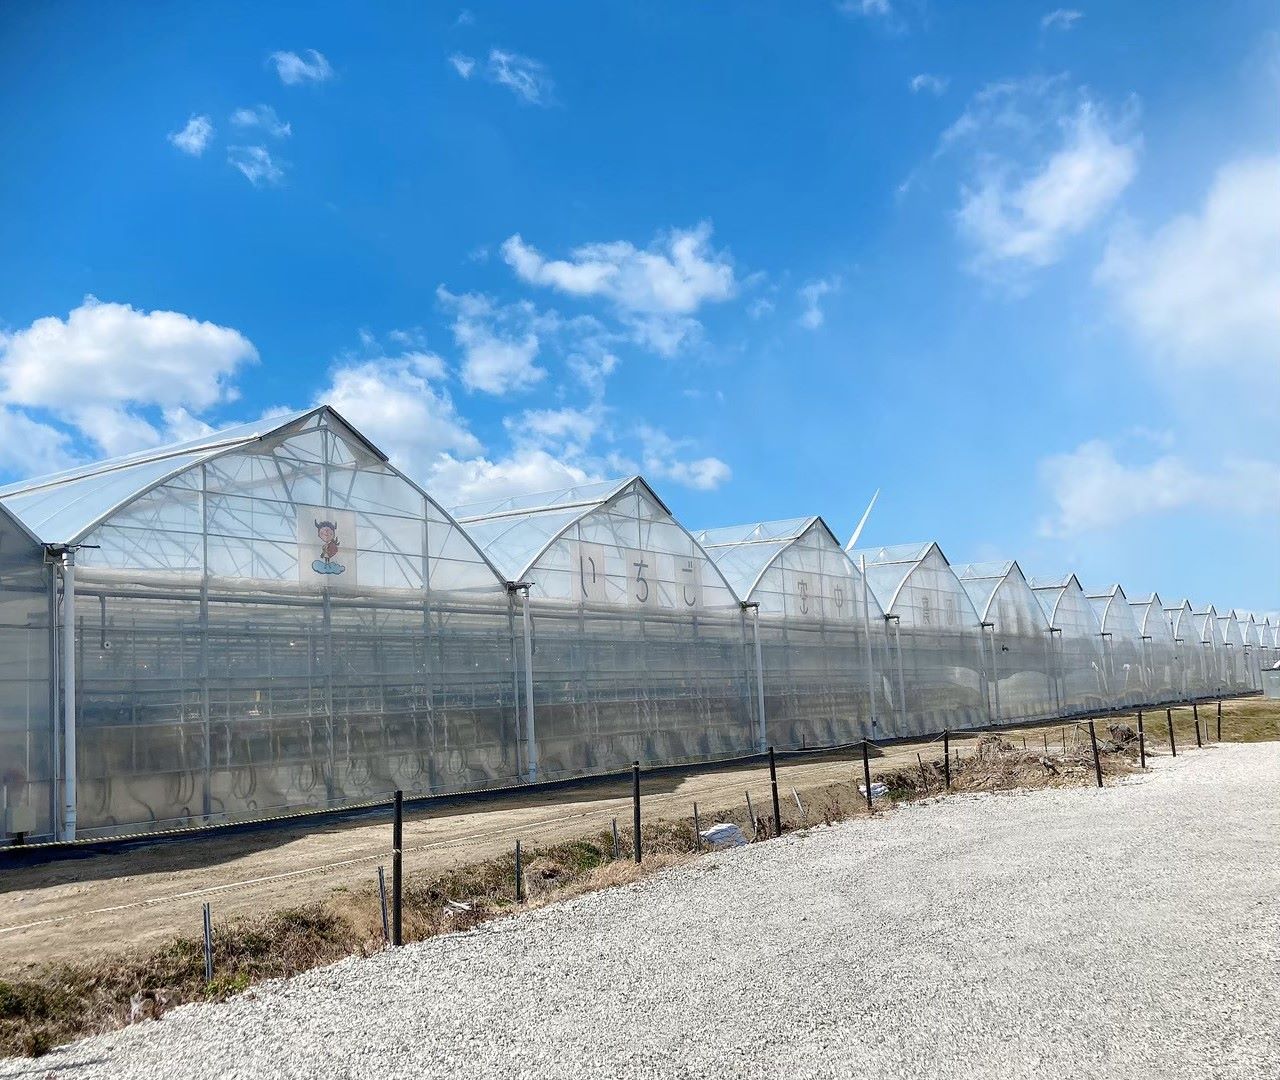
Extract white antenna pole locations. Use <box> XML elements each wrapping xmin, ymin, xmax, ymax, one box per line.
<box><xmin>846</xmin><ymin>489</ymin><xmax>880</xmax><ymax>551</ymax></box>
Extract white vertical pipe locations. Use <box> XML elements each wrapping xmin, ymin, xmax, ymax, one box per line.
<box><xmin>750</xmin><ymin>604</ymin><xmax>766</xmax><ymax>752</ymax></box>
<box><xmin>859</xmin><ymin>555</ymin><xmax>876</xmax><ymax>736</ymax></box>
<box><xmin>520</xmin><ymin>586</ymin><xmax>537</xmax><ymax>782</ymax></box>
<box><xmin>890</xmin><ymin>616</ymin><xmax>908</xmax><ymax>735</ymax></box>
<box><xmin>60</xmin><ymin>551</ymin><xmax>76</xmax><ymax>841</ymax></box>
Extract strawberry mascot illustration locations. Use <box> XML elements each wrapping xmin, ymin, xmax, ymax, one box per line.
<box><xmin>311</xmin><ymin>518</ymin><xmax>347</xmax><ymax>576</ymax></box>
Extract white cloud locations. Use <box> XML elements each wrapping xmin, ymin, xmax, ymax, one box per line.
<box><xmin>169</xmin><ymin>115</ymin><xmax>213</xmax><ymax>156</ymax></box>
<box><xmin>448</xmin><ymin>53</ymin><xmax>476</xmax><ymax>79</ymax></box>
<box><xmin>269</xmin><ymin>49</ymin><xmax>333</xmax><ymax>85</ymax></box>
<box><xmin>1038</xmin><ymin>439</ymin><xmax>1280</xmax><ymax>536</ymax></box>
<box><xmin>230</xmin><ymin>105</ymin><xmax>291</xmax><ymax>138</ymax></box>
<box><xmin>910</xmin><ymin>73</ymin><xmax>948</xmax><ymax>96</ymax></box>
<box><xmin>947</xmin><ymin>79</ymin><xmax>1139</xmax><ymax>275</ymax></box>
<box><xmin>501</xmin><ymin>224</ymin><xmax>736</xmax><ymax>316</ymax></box>
<box><xmin>227</xmin><ymin>145</ymin><xmax>285</xmax><ymax>186</ymax></box>
<box><xmin>437</xmin><ymin>288</ymin><xmax>546</xmax><ymax>395</ymax></box>
<box><xmin>1041</xmin><ymin>9</ymin><xmax>1084</xmax><ymax>31</ymax></box>
<box><xmin>0</xmin><ymin>408</ymin><xmax>79</xmax><ymax>476</ymax></box>
<box><xmin>1096</xmin><ymin>154</ymin><xmax>1280</xmax><ymax>377</ymax></box>
<box><xmin>433</xmin><ymin>449</ymin><xmax>598</xmax><ymax>509</ymax></box>
<box><xmin>504</xmin><ymin>405</ymin><xmax>601</xmax><ymax>453</ymax></box>
<box><xmin>637</xmin><ymin>426</ymin><xmax>731</xmax><ymax>491</ymax></box>
<box><xmin>455</xmin><ymin>9</ymin><xmax>475</xmax><ymax>27</ymax></box>
<box><xmin>837</xmin><ymin>0</ymin><xmax>893</xmax><ymax>17</ymax></box>
<box><xmin>486</xmin><ymin>49</ymin><xmax>553</xmax><ymax>105</ymax></box>
<box><xmin>798</xmin><ymin>277</ymin><xmax>840</xmax><ymax>329</ymax></box>
<box><xmin>0</xmin><ymin>297</ymin><xmax>257</xmax><ymax>458</ymax></box>
<box><xmin>317</xmin><ymin>354</ymin><xmax>481</xmax><ymax>474</ymax></box>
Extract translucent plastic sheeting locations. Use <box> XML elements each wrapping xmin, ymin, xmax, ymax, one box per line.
<box><xmin>1129</xmin><ymin>592</ymin><xmax>1182</xmax><ymax>703</ymax></box>
<box><xmin>1165</xmin><ymin>601</ymin><xmax>1214</xmax><ymax>699</ymax></box>
<box><xmin>1217</xmin><ymin>613</ymin><xmax>1251</xmax><ymax>693</ymax></box>
<box><xmin>1087</xmin><ymin>585</ymin><xmax>1147</xmax><ymax>708</ymax></box>
<box><xmin>851</xmin><ymin>543</ymin><xmax>987</xmax><ymax>736</ymax></box>
<box><xmin>697</xmin><ymin>517</ymin><xmax>892</xmax><ymax>748</ymax></box>
<box><xmin>955</xmin><ymin>562</ymin><xmax>1056</xmax><ymax>724</ymax></box>
<box><xmin>1193</xmin><ymin>605</ymin><xmax>1227</xmax><ymax>696</ymax></box>
<box><xmin>1030</xmin><ymin>575</ymin><xmax>1107</xmax><ymax>716</ymax></box>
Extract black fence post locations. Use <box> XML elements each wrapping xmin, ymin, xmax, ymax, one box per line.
<box><xmin>1194</xmin><ymin>718</ymin><xmax>1202</xmax><ymax>748</ymax></box>
<box><xmin>1137</xmin><ymin>711</ymin><xmax>1146</xmax><ymax>770</ymax></box>
<box><xmin>611</xmin><ymin>817</ymin><xmax>620</xmax><ymax>860</ymax></box>
<box><xmin>391</xmin><ymin>789</ymin><xmax>403</xmax><ymax>947</ymax></box>
<box><xmin>202</xmin><ymin>901</ymin><xmax>214</xmax><ymax>984</ymax></box>
<box><xmin>1216</xmin><ymin>699</ymin><xmax>1222</xmax><ymax>742</ymax></box>
<box><xmin>693</xmin><ymin>802</ymin><xmax>702</xmax><ymax>851</ymax></box>
<box><xmin>632</xmin><ymin>761</ymin><xmax>642</xmax><ymax>864</ymax></box>
<box><xmin>377</xmin><ymin>866</ymin><xmax>390</xmax><ymax>945</ymax></box>
<box><xmin>1166</xmin><ymin>709</ymin><xmax>1177</xmax><ymax>757</ymax></box>
<box><xmin>514</xmin><ymin>839</ymin><xmax>524</xmax><ymax>903</ymax></box>
<box><xmin>1192</xmin><ymin>701</ymin><xmax>1199</xmax><ymax>735</ymax></box>
<box><xmin>943</xmin><ymin>730</ymin><xmax>951</xmax><ymax>791</ymax></box>
<box><xmin>768</xmin><ymin>746</ymin><xmax>782</xmax><ymax>837</ymax></box>
<box><xmin>862</xmin><ymin>740</ymin><xmax>874</xmax><ymax>811</ymax></box>
<box><xmin>1088</xmin><ymin>721</ymin><xmax>1103</xmax><ymax>787</ymax></box>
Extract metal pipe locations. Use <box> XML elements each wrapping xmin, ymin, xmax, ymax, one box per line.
<box><xmin>858</xmin><ymin>555</ymin><xmax>877</xmax><ymax>736</ymax></box>
<box><xmin>749</xmin><ymin>604</ymin><xmax>766</xmax><ymax>753</ymax></box>
<box><xmin>60</xmin><ymin>550</ymin><xmax>77</xmax><ymax>842</ymax></box>
<box><xmin>768</xmin><ymin>746</ymin><xmax>782</xmax><ymax>836</ymax></box>
<box><xmin>888</xmin><ymin>616</ymin><xmax>908</xmax><ymax>734</ymax></box>
<box><xmin>519</xmin><ymin>586</ymin><xmax>537</xmax><ymax>782</ymax></box>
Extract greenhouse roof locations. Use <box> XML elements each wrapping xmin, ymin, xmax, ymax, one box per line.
<box><xmin>953</xmin><ymin>560</ymin><xmax>1024</xmax><ymax>622</ymax></box>
<box><xmin>848</xmin><ymin>540</ymin><xmax>969</xmax><ymax>616</ymax></box>
<box><xmin>0</xmin><ymin>407</ymin><xmax>385</xmax><ymax>546</ymax></box>
<box><xmin>695</xmin><ymin>516</ymin><xmax>832</xmax><ymax>599</ymax></box>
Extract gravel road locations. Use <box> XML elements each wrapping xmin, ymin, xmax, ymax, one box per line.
<box><xmin>12</xmin><ymin>742</ymin><xmax>1278</xmax><ymax>1080</ymax></box>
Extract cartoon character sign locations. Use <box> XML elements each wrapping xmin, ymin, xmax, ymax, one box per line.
<box><xmin>311</xmin><ymin>518</ymin><xmax>346</xmax><ymax>576</ymax></box>
<box><xmin>297</xmin><ymin>506</ymin><xmax>357</xmax><ymax>587</ymax></box>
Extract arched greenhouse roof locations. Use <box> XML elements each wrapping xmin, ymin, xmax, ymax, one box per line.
<box><xmin>848</xmin><ymin>540</ymin><xmax>980</xmax><ymax>625</ymax></box>
<box><xmin>954</xmin><ymin>560</ymin><xmax>1030</xmax><ymax>624</ymax></box>
<box><xmin>1086</xmin><ymin>584</ymin><xmax>1140</xmax><ymax>638</ymax></box>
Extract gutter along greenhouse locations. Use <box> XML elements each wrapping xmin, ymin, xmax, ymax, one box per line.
<box><xmin>0</xmin><ymin>408</ymin><xmax>1268</xmax><ymax>844</ymax></box>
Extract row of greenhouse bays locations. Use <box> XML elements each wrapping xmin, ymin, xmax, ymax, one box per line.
<box><xmin>0</xmin><ymin>408</ymin><xmax>1269</xmax><ymax>844</ymax></box>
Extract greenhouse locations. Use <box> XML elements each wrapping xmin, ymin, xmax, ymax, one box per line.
<box><xmin>1129</xmin><ymin>592</ymin><xmax>1181</xmax><ymax>703</ymax></box>
<box><xmin>451</xmin><ymin>477</ymin><xmax>756</xmax><ymax>780</ymax></box>
<box><xmin>695</xmin><ymin>517</ymin><xmax>889</xmax><ymax>749</ymax></box>
<box><xmin>849</xmin><ymin>543</ymin><xmax>987</xmax><ymax>736</ymax></box>
<box><xmin>0</xmin><ymin>408</ymin><xmax>1267</xmax><ymax>845</ymax></box>
<box><xmin>1030</xmin><ymin>575</ymin><xmax>1108</xmax><ymax>716</ymax></box>
<box><xmin>953</xmin><ymin>561</ymin><xmax>1054</xmax><ymax>725</ymax></box>
<box><xmin>1087</xmin><ymin>585</ymin><xmax>1147</xmax><ymax>708</ymax></box>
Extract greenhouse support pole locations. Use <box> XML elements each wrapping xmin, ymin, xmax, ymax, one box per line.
<box><xmin>59</xmin><ymin>550</ymin><xmax>77</xmax><ymax>842</ymax></box>
<box><xmin>748</xmin><ymin>604</ymin><xmax>766</xmax><ymax>753</ymax></box>
<box><xmin>859</xmin><ymin>555</ymin><xmax>877</xmax><ymax>735</ymax></box>
<box><xmin>983</xmin><ymin>623</ymin><xmax>1002</xmax><ymax>725</ymax></box>
<box><xmin>888</xmin><ymin>615</ymin><xmax>907</xmax><ymax>734</ymax></box>
<box><xmin>519</xmin><ymin>584</ymin><xmax>538</xmax><ymax>782</ymax></box>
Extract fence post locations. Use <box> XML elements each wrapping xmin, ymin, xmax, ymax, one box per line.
<box><xmin>768</xmin><ymin>746</ymin><xmax>782</xmax><ymax>837</ymax></box>
<box><xmin>1042</xmin><ymin>733</ymin><xmax>1049</xmax><ymax>754</ymax></box>
<box><xmin>1192</xmin><ymin>701</ymin><xmax>1199</xmax><ymax>734</ymax></box>
<box><xmin>632</xmin><ymin>762</ymin><xmax>642</xmax><ymax>864</ymax></box>
<box><xmin>1194</xmin><ymin>719</ymin><xmax>1202</xmax><ymax>748</ymax></box>
<box><xmin>1088</xmin><ymin>721</ymin><xmax>1103</xmax><ymax>788</ymax></box>
<box><xmin>1166</xmin><ymin>709</ymin><xmax>1177</xmax><ymax>757</ymax></box>
<box><xmin>745</xmin><ymin>791</ymin><xmax>757</xmax><ymax>837</ymax></box>
<box><xmin>693</xmin><ymin>802</ymin><xmax>703</xmax><ymax>851</ymax></box>
<box><xmin>391</xmin><ymin>790</ymin><xmax>403</xmax><ymax>947</ymax></box>
<box><xmin>1216</xmin><ymin>699</ymin><xmax>1222</xmax><ymax>742</ymax></box>
<box><xmin>377</xmin><ymin>866</ymin><xmax>390</xmax><ymax>945</ymax></box>
<box><xmin>611</xmin><ymin>817</ymin><xmax>620</xmax><ymax>860</ymax></box>
<box><xmin>514</xmin><ymin>839</ymin><xmax>524</xmax><ymax>903</ymax></box>
<box><xmin>202</xmin><ymin>901</ymin><xmax>214</xmax><ymax>984</ymax></box>
<box><xmin>1137</xmin><ymin>711</ymin><xmax>1146</xmax><ymax>770</ymax></box>
<box><xmin>861</xmin><ymin>740</ymin><xmax>874</xmax><ymax>811</ymax></box>
<box><xmin>792</xmin><ymin>787</ymin><xmax>805</xmax><ymax>820</ymax></box>
<box><xmin>943</xmin><ymin>730</ymin><xmax>951</xmax><ymax>791</ymax></box>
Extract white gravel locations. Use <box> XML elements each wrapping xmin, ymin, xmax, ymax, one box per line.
<box><xmin>12</xmin><ymin>743</ymin><xmax>1279</xmax><ymax>1080</ymax></box>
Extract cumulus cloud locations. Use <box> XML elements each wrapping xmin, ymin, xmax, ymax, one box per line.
<box><xmin>435</xmin><ymin>449</ymin><xmax>599</xmax><ymax>510</ymax></box>
<box><xmin>169</xmin><ymin>115</ymin><xmax>213</xmax><ymax>156</ymax></box>
<box><xmin>486</xmin><ymin>49</ymin><xmax>553</xmax><ymax>105</ymax></box>
<box><xmin>945</xmin><ymin>78</ymin><xmax>1139</xmax><ymax>276</ymax></box>
<box><xmin>502</xmin><ymin>224</ymin><xmax>736</xmax><ymax>317</ymax></box>
<box><xmin>504</xmin><ymin>405</ymin><xmax>601</xmax><ymax>454</ymax></box>
<box><xmin>637</xmin><ymin>426</ymin><xmax>731</xmax><ymax>491</ymax></box>
<box><xmin>1041</xmin><ymin>9</ymin><xmax>1084</xmax><ymax>31</ymax></box>
<box><xmin>798</xmin><ymin>277</ymin><xmax>840</xmax><ymax>329</ymax></box>
<box><xmin>227</xmin><ymin>145</ymin><xmax>285</xmax><ymax>186</ymax></box>
<box><xmin>0</xmin><ymin>408</ymin><xmax>80</xmax><ymax>476</ymax></box>
<box><xmin>910</xmin><ymin>73</ymin><xmax>948</xmax><ymax>96</ymax></box>
<box><xmin>0</xmin><ymin>297</ymin><xmax>257</xmax><ymax>458</ymax></box>
<box><xmin>437</xmin><ymin>288</ymin><xmax>546</xmax><ymax>395</ymax></box>
<box><xmin>230</xmin><ymin>105</ymin><xmax>291</xmax><ymax>138</ymax></box>
<box><xmin>1096</xmin><ymin>154</ymin><xmax>1280</xmax><ymax>378</ymax></box>
<box><xmin>269</xmin><ymin>49</ymin><xmax>333</xmax><ymax>85</ymax></box>
<box><xmin>448</xmin><ymin>53</ymin><xmax>476</xmax><ymax>79</ymax></box>
<box><xmin>1038</xmin><ymin>439</ymin><xmax>1280</xmax><ymax>536</ymax></box>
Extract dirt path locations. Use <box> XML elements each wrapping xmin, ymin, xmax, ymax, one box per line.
<box><xmin>1</xmin><ymin>701</ymin><xmax>1266</xmax><ymax>973</ymax></box>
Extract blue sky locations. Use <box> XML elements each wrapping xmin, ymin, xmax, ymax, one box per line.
<box><xmin>0</xmin><ymin>1</ymin><xmax>1276</xmax><ymax>611</ymax></box>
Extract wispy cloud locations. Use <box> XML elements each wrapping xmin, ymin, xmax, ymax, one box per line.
<box><xmin>227</xmin><ymin>145</ymin><xmax>285</xmax><ymax>186</ymax></box>
<box><xmin>1041</xmin><ymin>9</ymin><xmax>1084</xmax><ymax>32</ymax></box>
<box><xmin>436</xmin><ymin>288</ymin><xmax>547</xmax><ymax>395</ymax></box>
<box><xmin>486</xmin><ymin>48</ymin><xmax>554</xmax><ymax>105</ymax></box>
<box><xmin>798</xmin><ymin>277</ymin><xmax>840</xmax><ymax>329</ymax></box>
<box><xmin>269</xmin><ymin>49</ymin><xmax>333</xmax><ymax>85</ymax></box>
<box><xmin>448</xmin><ymin>53</ymin><xmax>476</xmax><ymax>79</ymax></box>
<box><xmin>169</xmin><ymin>115</ymin><xmax>213</xmax><ymax>156</ymax></box>
<box><xmin>230</xmin><ymin>105</ymin><xmax>291</xmax><ymax>138</ymax></box>
<box><xmin>909</xmin><ymin>73</ymin><xmax>949</xmax><ymax>96</ymax></box>
<box><xmin>837</xmin><ymin>0</ymin><xmax>894</xmax><ymax>18</ymax></box>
